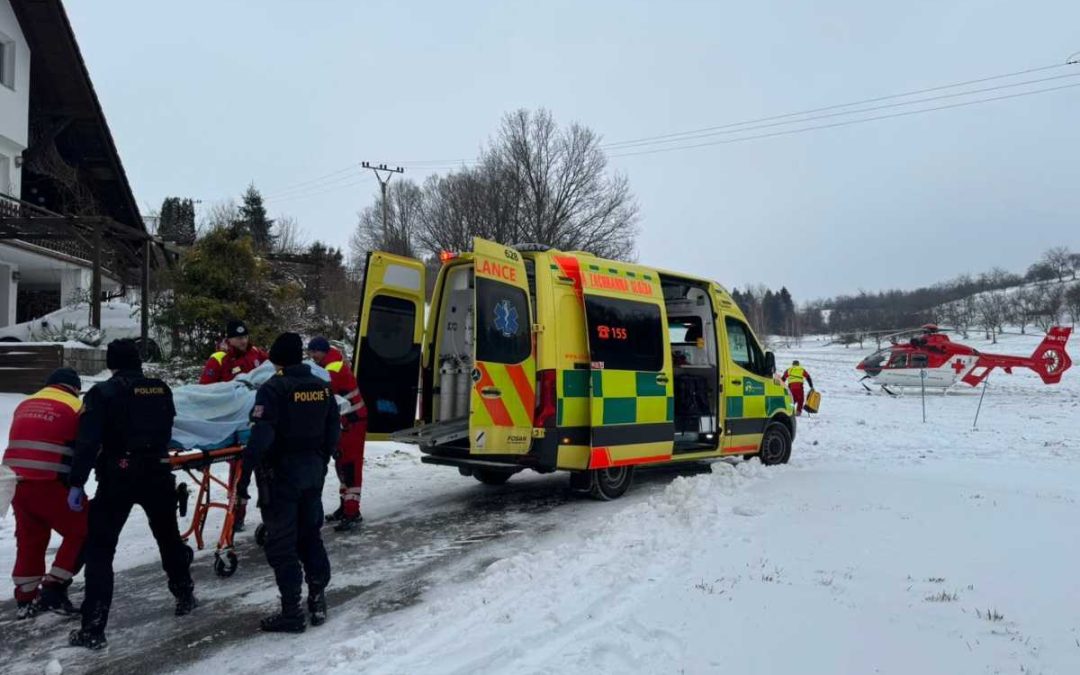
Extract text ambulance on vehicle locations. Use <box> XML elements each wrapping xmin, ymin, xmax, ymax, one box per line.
<box><xmin>351</xmin><ymin>238</ymin><xmax>795</xmax><ymax>500</ymax></box>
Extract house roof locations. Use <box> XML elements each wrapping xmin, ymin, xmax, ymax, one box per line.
<box><xmin>10</xmin><ymin>0</ymin><xmax>144</xmax><ymax>236</ymax></box>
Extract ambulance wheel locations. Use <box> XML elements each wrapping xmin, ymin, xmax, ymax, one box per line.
<box><xmin>474</xmin><ymin>468</ymin><xmax>515</xmax><ymax>486</ymax></box>
<box><xmin>588</xmin><ymin>466</ymin><xmax>634</xmax><ymax>501</ymax></box>
<box><xmin>759</xmin><ymin>423</ymin><xmax>792</xmax><ymax>466</ymax></box>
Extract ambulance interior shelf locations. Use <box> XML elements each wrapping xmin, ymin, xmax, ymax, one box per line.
<box><xmin>662</xmin><ymin>277</ymin><xmax>720</xmax><ymax>452</ymax></box>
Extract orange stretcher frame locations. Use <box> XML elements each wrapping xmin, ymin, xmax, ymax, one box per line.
<box><xmin>165</xmin><ymin>445</ymin><xmax>245</xmax><ymax>577</ymax></box>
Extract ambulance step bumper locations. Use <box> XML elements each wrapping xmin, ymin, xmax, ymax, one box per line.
<box><xmin>391</xmin><ymin>417</ymin><xmax>470</xmax><ymax>447</ymax></box>
<box><xmin>421</xmin><ymin>456</ymin><xmax>522</xmax><ymax>472</ymax></box>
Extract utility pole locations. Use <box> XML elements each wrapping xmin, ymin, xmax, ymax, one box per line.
<box><xmin>361</xmin><ymin>162</ymin><xmax>404</xmax><ymax>244</ymax></box>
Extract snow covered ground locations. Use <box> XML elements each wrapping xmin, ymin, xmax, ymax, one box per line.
<box><xmin>2</xmin><ymin>330</ymin><xmax>1078</xmax><ymax>674</ymax></box>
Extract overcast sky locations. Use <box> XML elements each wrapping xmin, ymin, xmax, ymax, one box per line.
<box><xmin>65</xmin><ymin>0</ymin><xmax>1080</xmax><ymax>301</ymax></box>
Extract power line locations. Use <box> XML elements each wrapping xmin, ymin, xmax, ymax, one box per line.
<box><xmin>604</xmin><ymin>71</ymin><xmax>1080</xmax><ymax>151</ymax></box>
<box><xmin>260</xmin><ymin>164</ymin><xmax>360</xmax><ymax>199</ymax></box>
<box><xmin>601</xmin><ymin>61</ymin><xmax>1078</xmax><ymax>149</ymax></box>
<box><xmin>264</xmin><ymin>175</ymin><xmax>374</xmax><ymax>205</ymax></box>
<box><xmin>263</xmin><ymin>169</ymin><xmax>367</xmax><ymax>201</ymax></box>
<box><xmin>606</xmin><ymin>81</ymin><xmax>1080</xmax><ymax>159</ymax></box>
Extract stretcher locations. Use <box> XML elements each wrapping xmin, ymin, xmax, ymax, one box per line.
<box><xmin>165</xmin><ymin>445</ymin><xmax>246</xmax><ymax>578</ymax></box>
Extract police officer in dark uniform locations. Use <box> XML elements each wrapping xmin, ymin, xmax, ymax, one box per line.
<box><xmin>239</xmin><ymin>332</ymin><xmax>339</xmax><ymax>633</ymax></box>
<box><xmin>67</xmin><ymin>339</ymin><xmax>196</xmax><ymax>650</ymax></box>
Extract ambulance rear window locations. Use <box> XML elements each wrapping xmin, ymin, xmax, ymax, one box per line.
<box><xmin>585</xmin><ymin>296</ymin><xmax>663</xmax><ymax>372</ymax></box>
<box><xmin>476</xmin><ymin>278</ymin><xmax>531</xmax><ymax>364</ymax></box>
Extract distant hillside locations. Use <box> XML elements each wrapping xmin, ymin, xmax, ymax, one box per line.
<box><xmin>817</xmin><ymin>246</ymin><xmax>1080</xmax><ymax>342</ymax></box>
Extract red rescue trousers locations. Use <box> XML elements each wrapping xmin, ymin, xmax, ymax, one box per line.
<box><xmin>336</xmin><ymin>420</ymin><xmax>367</xmax><ymax>518</ymax></box>
<box><xmin>11</xmin><ymin>480</ymin><xmax>88</xmax><ymax>602</ymax></box>
<box><xmin>789</xmin><ymin>382</ymin><xmax>806</xmax><ymax>415</ymax></box>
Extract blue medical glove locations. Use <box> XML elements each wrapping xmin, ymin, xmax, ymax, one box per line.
<box><xmin>67</xmin><ymin>486</ymin><xmax>85</xmax><ymax>512</ymax></box>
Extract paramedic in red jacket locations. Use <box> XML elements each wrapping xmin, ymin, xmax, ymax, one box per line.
<box><xmin>307</xmin><ymin>337</ymin><xmax>367</xmax><ymax>532</ymax></box>
<box><xmin>199</xmin><ymin>319</ymin><xmax>267</xmax><ymax>531</ymax></box>
<box><xmin>2</xmin><ymin>368</ymin><xmax>88</xmax><ymax>619</ymax></box>
<box><xmin>198</xmin><ymin>319</ymin><xmax>268</xmax><ymax>385</ymax></box>
<box><xmin>781</xmin><ymin>360</ymin><xmax>814</xmax><ymax>416</ymax></box>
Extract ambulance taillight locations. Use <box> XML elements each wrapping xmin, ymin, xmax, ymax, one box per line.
<box><xmin>534</xmin><ymin>369</ymin><xmax>557</xmax><ymax>428</ymax></box>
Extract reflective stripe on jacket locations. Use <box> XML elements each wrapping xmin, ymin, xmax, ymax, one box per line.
<box><xmin>2</xmin><ymin>386</ymin><xmax>82</xmax><ymax>480</ymax></box>
<box><xmin>324</xmin><ymin>348</ymin><xmax>366</xmax><ymax>420</ymax></box>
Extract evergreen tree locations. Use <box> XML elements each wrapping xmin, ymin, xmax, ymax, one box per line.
<box><xmin>236</xmin><ymin>184</ymin><xmax>275</xmax><ymax>252</ymax></box>
<box><xmin>157</xmin><ymin>196</ymin><xmax>197</xmax><ymax>245</ymax></box>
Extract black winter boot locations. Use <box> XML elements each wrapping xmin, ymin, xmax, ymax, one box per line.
<box><xmin>37</xmin><ymin>583</ymin><xmax>78</xmax><ymax>617</ymax></box>
<box><xmin>69</xmin><ymin>628</ymin><xmax>108</xmax><ymax>650</ymax></box>
<box><xmin>333</xmin><ymin>512</ymin><xmax>363</xmax><ymax>533</ymax></box>
<box><xmin>175</xmin><ymin>590</ymin><xmax>199</xmax><ymax>616</ymax></box>
<box><xmin>16</xmin><ymin>600</ymin><xmax>38</xmax><ymax>620</ymax></box>
<box><xmin>260</xmin><ymin>599</ymin><xmax>306</xmax><ymax>633</ymax></box>
<box><xmin>307</xmin><ymin>588</ymin><xmax>327</xmax><ymax>627</ymax></box>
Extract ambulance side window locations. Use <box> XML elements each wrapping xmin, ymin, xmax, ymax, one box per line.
<box><xmin>368</xmin><ymin>296</ymin><xmax>417</xmax><ymax>362</ymax></box>
<box><xmin>475</xmin><ymin>278</ymin><xmax>531</xmax><ymax>364</ymax></box>
<box><xmin>724</xmin><ymin>317</ymin><xmax>767</xmax><ymax>376</ymax></box>
<box><xmin>584</xmin><ymin>296</ymin><xmax>663</xmax><ymax>372</ymax></box>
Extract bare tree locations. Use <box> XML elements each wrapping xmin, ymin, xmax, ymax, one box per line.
<box><xmin>1043</xmin><ymin>246</ymin><xmax>1072</xmax><ymax>283</ymax></box>
<box><xmin>349</xmin><ymin>180</ymin><xmax>424</xmax><ymax>271</ymax></box>
<box><xmin>1011</xmin><ymin>287</ymin><xmax>1039</xmax><ymax>335</ymax></box>
<box><xmin>977</xmin><ymin>291</ymin><xmax>1008</xmax><ymax>343</ymax></box>
<box><xmin>273</xmin><ymin>215</ymin><xmax>307</xmax><ymax>254</ymax></box>
<box><xmin>199</xmin><ymin>200</ymin><xmax>239</xmax><ymax>237</ymax></box>
<box><xmin>1031</xmin><ymin>284</ymin><xmax>1065</xmax><ymax>332</ymax></box>
<box><xmin>494</xmin><ymin>109</ymin><xmax>638</xmax><ymax>259</ymax></box>
<box><xmin>1065</xmin><ymin>283</ymin><xmax>1080</xmax><ymax>326</ymax></box>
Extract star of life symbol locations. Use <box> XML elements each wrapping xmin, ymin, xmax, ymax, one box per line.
<box><xmin>493</xmin><ymin>299</ymin><xmax>519</xmax><ymax>337</ymax></box>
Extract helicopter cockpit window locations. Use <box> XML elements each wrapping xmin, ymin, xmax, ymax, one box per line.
<box><xmin>888</xmin><ymin>352</ymin><xmax>909</xmax><ymax>368</ymax></box>
<box><xmin>861</xmin><ymin>349</ymin><xmax>889</xmax><ymax>371</ymax></box>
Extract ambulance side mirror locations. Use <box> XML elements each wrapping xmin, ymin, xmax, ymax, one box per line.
<box><xmin>764</xmin><ymin>351</ymin><xmax>776</xmax><ymax>377</ymax></box>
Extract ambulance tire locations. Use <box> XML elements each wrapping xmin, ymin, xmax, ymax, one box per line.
<box><xmin>588</xmin><ymin>466</ymin><xmax>634</xmax><ymax>501</ymax></box>
<box><xmin>473</xmin><ymin>468</ymin><xmax>516</xmax><ymax>486</ymax></box>
<box><xmin>759</xmin><ymin>423</ymin><xmax>792</xmax><ymax>466</ymax></box>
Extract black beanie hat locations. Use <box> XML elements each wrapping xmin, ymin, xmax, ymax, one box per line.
<box><xmin>226</xmin><ymin>319</ymin><xmax>249</xmax><ymax>339</ymax></box>
<box><xmin>269</xmin><ymin>332</ymin><xmax>304</xmax><ymax>367</ymax></box>
<box><xmin>46</xmin><ymin>367</ymin><xmax>82</xmax><ymax>392</ymax></box>
<box><xmin>106</xmin><ymin>338</ymin><xmax>142</xmax><ymax>371</ymax></box>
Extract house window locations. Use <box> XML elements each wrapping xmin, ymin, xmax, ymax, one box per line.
<box><xmin>0</xmin><ymin>33</ymin><xmax>15</xmax><ymax>89</ymax></box>
<box><xmin>0</xmin><ymin>153</ymin><xmax>11</xmax><ymax>196</ymax></box>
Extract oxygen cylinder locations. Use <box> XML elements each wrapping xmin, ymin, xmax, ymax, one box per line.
<box><xmin>454</xmin><ymin>362</ymin><xmax>471</xmax><ymax>418</ymax></box>
<box><xmin>439</xmin><ymin>362</ymin><xmax>457</xmax><ymax>420</ymax></box>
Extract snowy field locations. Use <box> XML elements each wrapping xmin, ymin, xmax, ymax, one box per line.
<box><xmin>1</xmin><ymin>330</ymin><xmax>1078</xmax><ymax>674</ymax></box>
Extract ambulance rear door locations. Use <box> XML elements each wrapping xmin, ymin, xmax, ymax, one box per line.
<box><xmin>578</xmin><ymin>261</ymin><xmax>674</xmax><ymax>468</ymax></box>
<box><xmin>353</xmin><ymin>251</ymin><xmax>426</xmax><ymax>440</ymax></box>
<box><xmin>469</xmin><ymin>238</ymin><xmax>536</xmax><ymax>455</ymax></box>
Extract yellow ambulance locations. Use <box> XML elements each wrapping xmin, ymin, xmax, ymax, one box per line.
<box><xmin>352</xmin><ymin>238</ymin><xmax>795</xmax><ymax>499</ymax></box>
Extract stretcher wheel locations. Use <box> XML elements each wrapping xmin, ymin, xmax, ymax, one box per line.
<box><xmin>254</xmin><ymin>524</ymin><xmax>267</xmax><ymax>548</ymax></box>
<box><xmin>214</xmin><ymin>550</ymin><xmax>238</xmax><ymax>578</ymax></box>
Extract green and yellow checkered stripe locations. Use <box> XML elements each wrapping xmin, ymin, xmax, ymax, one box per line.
<box><xmin>556</xmin><ymin>369</ymin><xmax>673</xmax><ymax>427</ymax></box>
<box><xmin>725</xmin><ymin>378</ymin><xmax>790</xmax><ymax>419</ymax></box>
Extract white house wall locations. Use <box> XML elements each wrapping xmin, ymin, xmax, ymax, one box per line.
<box><xmin>0</xmin><ymin>0</ymin><xmax>30</xmax><ymax>197</ymax></box>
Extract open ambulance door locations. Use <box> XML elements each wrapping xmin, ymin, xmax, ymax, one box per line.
<box><xmin>353</xmin><ymin>251</ymin><xmax>426</xmax><ymax>441</ymax></box>
<box><xmin>578</xmin><ymin>262</ymin><xmax>674</xmax><ymax>470</ymax></box>
<box><xmin>468</xmin><ymin>238</ymin><xmax>535</xmax><ymax>456</ymax></box>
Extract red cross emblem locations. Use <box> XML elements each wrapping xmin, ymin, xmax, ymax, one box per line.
<box><xmin>952</xmin><ymin>359</ymin><xmax>966</xmax><ymax>374</ymax></box>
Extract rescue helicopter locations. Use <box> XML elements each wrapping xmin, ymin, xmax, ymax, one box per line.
<box><xmin>855</xmin><ymin>324</ymin><xmax>1072</xmax><ymax>394</ymax></box>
